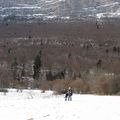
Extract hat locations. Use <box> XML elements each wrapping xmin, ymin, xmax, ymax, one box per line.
<box><xmin>68</xmin><ymin>87</ymin><xmax>71</xmax><ymax>90</ymax></box>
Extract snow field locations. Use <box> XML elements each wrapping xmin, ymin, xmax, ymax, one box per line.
<box><xmin>0</xmin><ymin>89</ymin><xmax>120</xmax><ymax>120</ymax></box>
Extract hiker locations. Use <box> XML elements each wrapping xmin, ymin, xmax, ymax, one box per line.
<box><xmin>65</xmin><ymin>87</ymin><xmax>73</xmax><ymax>101</ymax></box>
<box><xmin>65</xmin><ymin>91</ymin><xmax>68</xmax><ymax>101</ymax></box>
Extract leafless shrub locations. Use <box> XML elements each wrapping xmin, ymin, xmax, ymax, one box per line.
<box><xmin>0</xmin><ymin>88</ymin><xmax>8</xmax><ymax>95</ymax></box>
<box><xmin>39</xmin><ymin>81</ymin><xmax>52</xmax><ymax>90</ymax></box>
<box><xmin>109</xmin><ymin>76</ymin><xmax>120</xmax><ymax>95</ymax></box>
<box><xmin>89</xmin><ymin>74</ymin><xmax>113</xmax><ymax>95</ymax></box>
<box><xmin>52</xmin><ymin>80</ymin><xmax>72</xmax><ymax>94</ymax></box>
<box><xmin>12</xmin><ymin>80</ymin><xmax>29</xmax><ymax>89</ymax></box>
<box><xmin>0</xmin><ymin>88</ymin><xmax>8</xmax><ymax>93</ymax></box>
<box><xmin>69</xmin><ymin>79</ymin><xmax>90</xmax><ymax>94</ymax></box>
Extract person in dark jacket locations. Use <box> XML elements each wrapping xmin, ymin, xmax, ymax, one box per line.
<box><xmin>65</xmin><ymin>91</ymin><xmax>68</xmax><ymax>101</ymax></box>
<box><xmin>65</xmin><ymin>87</ymin><xmax>73</xmax><ymax>101</ymax></box>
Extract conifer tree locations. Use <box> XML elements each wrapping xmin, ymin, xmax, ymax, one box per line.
<box><xmin>11</xmin><ymin>57</ymin><xmax>18</xmax><ymax>80</ymax></box>
<box><xmin>21</xmin><ymin>63</ymin><xmax>26</xmax><ymax>77</ymax></box>
<box><xmin>96</xmin><ymin>59</ymin><xmax>102</xmax><ymax>68</ymax></box>
<box><xmin>33</xmin><ymin>50</ymin><xmax>42</xmax><ymax>80</ymax></box>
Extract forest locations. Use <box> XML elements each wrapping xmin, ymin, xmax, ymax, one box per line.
<box><xmin>0</xmin><ymin>19</ymin><xmax>120</xmax><ymax>95</ymax></box>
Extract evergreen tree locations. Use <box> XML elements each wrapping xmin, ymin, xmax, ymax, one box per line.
<box><xmin>33</xmin><ymin>50</ymin><xmax>42</xmax><ymax>80</ymax></box>
<box><xmin>21</xmin><ymin>63</ymin><xmax>26</xmax><ymax>77</ymax></box>
<box><xmin>11</xmin><ymin>57</ymin><xmax>18</xmax><ymax>80</ymax></box>
<box><xmin>68</xmin><ymin>52</ymin><xmax>72</xmax><ymax>58</ymax></box>
<box><xmin>96</xmin><ymin>59</ymin><xmax>102</xmax><ymax>68</ymax></box>
<box><xmin>46</xmin><ymin>70</ymin><xmax>53</xmax><ymax>81</ymax></box>
<box><xmin>113</xmin><ymin>46</ymin><xmax>117</xmax><ymax>53</ymax></box>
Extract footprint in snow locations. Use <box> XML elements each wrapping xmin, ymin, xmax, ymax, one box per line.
<box><xmin>43</xmin><ymin>114</ymin><xmax>50</xmax><ymax>117</ymax></box>
<box><xmin>27</xmin><ymin>118</ymin><xmax>34</xmax><ymax>120</ymax></box>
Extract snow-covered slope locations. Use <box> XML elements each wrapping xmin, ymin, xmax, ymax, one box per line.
<box><xmin>0</xmin><ymin>89</ymin><xmax>120</xmax><ymax>120</ymax></box>
<box><xmin>0</xmin><ymin>0</ymin><xmax>120</xmax><ymax>22</ymax></box>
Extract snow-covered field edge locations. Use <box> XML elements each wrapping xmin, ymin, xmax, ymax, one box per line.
<box><xmin>0</xmin><ymin>88</ymin><xmax>120</xmax><ymax>120</ymax></box>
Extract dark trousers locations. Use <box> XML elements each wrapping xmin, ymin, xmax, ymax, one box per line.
<box><xmin>65</xmin><ymin>95</ymin><xmax>72</xmax><ymax>101</ymax></box>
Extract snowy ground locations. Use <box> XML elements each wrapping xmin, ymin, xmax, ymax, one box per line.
<box><xmin>0</xmin><ymin>89</ymin><xmax>120</xmax><ymax>120</ymax></box>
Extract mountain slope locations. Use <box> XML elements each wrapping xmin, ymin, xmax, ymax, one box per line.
<box><xmin>0</xmin><ymin>0</ymin><xmax>120</xmax><ymax>22</ymax></box>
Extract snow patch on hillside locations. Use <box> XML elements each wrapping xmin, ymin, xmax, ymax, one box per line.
<box><xmin>0</xmin><ymin>0</ymin><xmax>120</xmax><ymax>21</ymax></box>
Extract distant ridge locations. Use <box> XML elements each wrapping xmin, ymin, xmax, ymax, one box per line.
<box><xmin>0</xmin><ymin>0</ymin><xmax>120</xmax><ymax>22</ymax></box>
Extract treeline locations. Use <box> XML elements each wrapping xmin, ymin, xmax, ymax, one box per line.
<box><xmin>0</xmin><ymin>21</ymin><xmax>120</xmax><ymax>95</ymax></box>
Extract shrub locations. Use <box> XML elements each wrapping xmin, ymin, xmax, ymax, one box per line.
<box><xmin>52</xmin><ymin>80</ymin><xmax>72</xmax><ymax>94</ymax></box>
<box><xmin>52</xmin><ymin>79</ymin><xmax>90</xmax><ymax>94</ymax></box>
<box><xmin>12</xmin><ymin>80</ymin><xmax>29</xmax><ymax>89</ymax></box>
<box><xmin>70</xmin><ymin>79</ymin><xmax>90</xmax><ymax>94</ymax></box>
<box><xmin>0</xmin><ymin>88</ymin><xmax>8</xmax><ymax>93</ymax></box>
<box><xmin>109</xmin><ymin>76</ymin><xmax>120</xmax><ymax>95</ymax></box>
<box><xmin>40</xmin><ymin>81</ymin><xmax>52</xmax><ymax>90</ymax></box>
<box><xmin>89</xmin><ymin>74</ymin><xmax>112</xmax><ymax>95</ymax></box>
